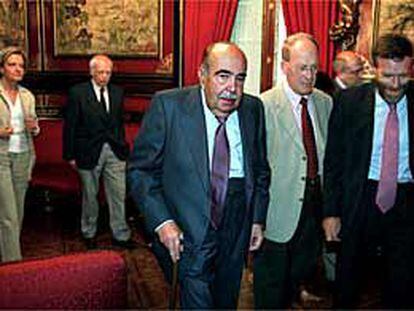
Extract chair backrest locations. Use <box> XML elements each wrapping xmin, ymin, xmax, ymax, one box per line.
<box><xmin>0</xmin><ymin>251</ymin><xmax>127</xmax><ymax>309</ymax></box>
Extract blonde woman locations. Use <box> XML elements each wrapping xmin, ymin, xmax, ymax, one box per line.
<box><xmin>0</xmin><ymin>47</ymin><xmax>39</xmax><ymax>262</ymax></box>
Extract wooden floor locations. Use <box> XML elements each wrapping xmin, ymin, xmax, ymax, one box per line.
<box><xmin>19</xmin><ymin>188</ymin><xmax>382</xmax><ymax>309</ymax></box>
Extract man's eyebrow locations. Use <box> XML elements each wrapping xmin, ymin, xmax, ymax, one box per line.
<box><xmin>213</xmin><ymin>69</ymin><xmax>233</xmax><ymax>75</ymax></box>
<box><xmin>213</xmin><ymin>69</ymin><xmax>247</xmax><ymax>77</ymax></box>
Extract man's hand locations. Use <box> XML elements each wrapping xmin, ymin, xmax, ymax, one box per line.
<box><xmin>322</xmin><ymin>217</ymin><xmax>341</xmax><ymax>242</ymax></box>
<box><xmin>249</xmin><ymin>223</ymin><xmax>264</xmax><ymax>251</ymax></box>
<box><xmin>157</xmin><ymin>221</ymin><xmax>183</xmax><ymax>262</ymax></box>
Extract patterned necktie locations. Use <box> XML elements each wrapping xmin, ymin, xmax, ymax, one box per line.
<box><xmin>376</xmin><ymin>103</ymin><xmax>399</xmax><ymax>213</ymax></box>
<box><xmin>300</xmin><ymin>97</ymin><xmax>318</xmax><ymax>179</ymax></box>
<box><xmin>211</xmin><ymin>116</ymin><xmax>230</xmax><ymax>229</ymax></box>
<box><xmin>100</xmin><ymin>87</ymin><xmax>108</xmax><ymax>112</ymax></box>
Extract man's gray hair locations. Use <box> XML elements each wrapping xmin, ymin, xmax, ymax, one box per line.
<box><xmin>282</xmin><ymin>32</ymin><xmax>319</xmax><ymax>62</ymax></box>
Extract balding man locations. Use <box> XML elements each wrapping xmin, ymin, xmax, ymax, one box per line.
<box><xmin>128</xmin><ymin>42</ymin><xmax>270</xmax><ymax>309</ymax></box>
<box><xmin>254</xmin><ymin>33</ymin><xmax>333</xmax><ymax>308</ymax></box>
<box><xmin>333</xmin><ymin>50</ymin><xmax>364</xmax><ymax>91</ymax></box>
<box><xmin>63</xmin><ymin>54</ymin><xmax>135</xmax><ymax>250</ymax></box>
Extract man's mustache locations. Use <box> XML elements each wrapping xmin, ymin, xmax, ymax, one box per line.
<box><xmin>218</xmin><ymin>92</ymin><xmax>238</xmax><ymax>100</ymax></box>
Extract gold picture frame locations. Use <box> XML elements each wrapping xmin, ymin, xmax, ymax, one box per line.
<box><xmin>372</xmin><ymin>0</ymin><xmax>414</xmax><ymax>47</ymax></box>
<box><xmin>53</xmin><ymin>0</ymin><xmax>162</xmax><ymax>57</ymax></box>
<box><xmin>0</xmin><ymin>0</ymin><xmax>28</xmax><ymax>51</ymax></box>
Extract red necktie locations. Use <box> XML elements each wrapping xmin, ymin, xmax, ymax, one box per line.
<box><xmin>300</xmin><ymin>97</ymin><xmax>318</xmax><ymax>179</ymax></box>
<box><xmin>376</xmin><ymin>103</ymin><xmax>399</xmax><ymax>213</ymax></box>
<box><xmin>211</xmin><ymin>116</ymin><xmax>229</xmax><ymax>229</ymax></box>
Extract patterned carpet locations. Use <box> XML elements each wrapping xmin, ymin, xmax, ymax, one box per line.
<box><xmin>20</xmin><ymin>188</ymin><xmax>380</xmax><ymax>309</ymax></box>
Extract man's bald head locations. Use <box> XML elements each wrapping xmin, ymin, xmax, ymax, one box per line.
<box><xmin>333</xmin><ymin>51</ymin><xmax>363</xmax><ymax>88</ymax></box>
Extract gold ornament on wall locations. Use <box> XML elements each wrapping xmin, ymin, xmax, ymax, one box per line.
<box><xmin>329</xmin><ymin>0</ymin><xmax>361</xmax><ymax>50</ymax></box>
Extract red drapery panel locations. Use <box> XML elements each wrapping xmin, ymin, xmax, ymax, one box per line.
<box><xmin>183</xmin><ymin>0</ymin><xmax>238</xmax><ymax>86</ymax></box>
<box><xmin>281</xmin><ymin>0</ymin><xmax>339</xmax><ymax>76</ymax></box>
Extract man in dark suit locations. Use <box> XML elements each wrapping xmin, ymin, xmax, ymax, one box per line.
<box><xmin>323</xmin><ymin>34</ymin><xmax>414</xmax><ymax>308</ymax></box>
<box><xmin>128</xmin><ymin>42</ymin><xmax>270</xmax><ymax>309</ymax></box>
<box><xmin>63</xmin><ymin>54</ymin><xmax>135</xmax><ymax>250</ymax></box>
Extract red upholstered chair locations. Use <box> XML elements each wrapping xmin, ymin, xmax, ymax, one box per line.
<box><xmin>31</xmin><ymin>119</ymin><xmax>81</xmax><ymax>207</ymax></box>
<box><xmin>0</xmin><ymin>251</ymin><xmax>127</xmax><ymax>309</ymax></box>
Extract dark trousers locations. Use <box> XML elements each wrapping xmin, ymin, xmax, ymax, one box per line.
<box><xmin>336</xmin><ymin>180</ymin><xmax>414</xmax><ymax>309</ymax></box>
<box><xmin>253</xmin><ymin>178</ymin><xmax>322</xmax><ymax>309</ymax></box>
<box><xmin>175</xmin><ymin>178</ymin><xmax>248</xmax><ymax>309</ymax></box>
<box><xmin>153</xmin><ymin>178</ymin><xmax>251</xmax><ymax>309</ymax></box>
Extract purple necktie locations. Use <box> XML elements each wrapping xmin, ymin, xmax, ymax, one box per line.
<box><xmin>211</xmin><ymin>116</ymin><xmax>230</xmax><ymax>229</ymax></box>
<box><xmin>376</xmin><ymin>103</ymin><xmax>399</xmax><ymax>213</ymax></box>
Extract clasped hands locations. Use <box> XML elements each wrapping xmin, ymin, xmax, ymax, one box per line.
<box><xmin>0</xmin><ymin>117</ymin><xmax>39</xmax><ymax>139</ymax></box>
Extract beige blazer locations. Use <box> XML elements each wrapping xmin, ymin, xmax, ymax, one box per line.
<box><xmin>261</xmin><ymin>84</ymin><xmax>332</xmax><ymax>243</ymax></box>
<box><xmin>0</xmin><ymin>83</ymin><xmax>38</xmax><ymax>179</ymax></box>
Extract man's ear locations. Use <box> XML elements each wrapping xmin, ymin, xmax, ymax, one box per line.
<box><xmin>281</xmin><ymin>60</ymin><xmax>289</xmax><ymax>76</ymax></box>
<box><xmin>198</xmin><ymin>66</ymin><xmax>206</xmax><ymax>85</ymax></box>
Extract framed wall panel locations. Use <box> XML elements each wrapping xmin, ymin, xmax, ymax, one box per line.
<box><xmin>0</xmin><ymin>0</ymin><xmax>41</xmax><ymax>70</ymax></box>
<box><xmin>372</xmin><ymin>0</ymin><xmax>414</xmax><ymax>49</ymax></box>
<box><xmin>53</xmin><ymin>0</ymin><xmax>161</xmax><ymax>57</ymax></box>
<box><xmin>41</xmin><ymin>0</ymin><xmax>178</xmax><ymax>77</ymax></box>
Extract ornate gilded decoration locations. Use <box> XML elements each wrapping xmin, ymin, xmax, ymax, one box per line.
<box><xmin>0</xmin><ymin>0</ymin><xmax>27</xmax><ymax>50</ymax></box>
<box><xmin>373</xmin><ymin>0</ymin><xmax>414</xmax><ymax>45</ymax></box>
<box><xmin>155</xmin><ymin>52</ymin><xmax>173</xmax><ymax>74</ymax></box>
<box><xmin>330</xmin><ymin>0</ymin><xmax>361</xmax><ymax>50</ymax></box>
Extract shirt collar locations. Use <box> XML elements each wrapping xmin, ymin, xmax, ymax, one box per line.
<box><xmin>282</xmin><ymin>78</ymin><xmax>310</xmax><ymax>111</ymax></box>
<box><xmin>335</xmin><ymin>76</ymin><xmax>347</xmax><ymax>89</ymax></box>
<box><xmin>375</xmin><ymin>87</ymin><xmax>406</xmax><ymax>108</ymax></box>
<box><xmin>91</xmin><ymin>79</ymin><xmax>107</xmax><ymax>93</ymax></box>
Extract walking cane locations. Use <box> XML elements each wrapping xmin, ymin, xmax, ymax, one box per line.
<box><xmin>169</xmin><ymin>260</ymin><xmax>179</xmax><ymax>310</ymax></box>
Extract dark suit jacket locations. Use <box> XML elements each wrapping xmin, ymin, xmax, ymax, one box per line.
<box><xmin>323</xmin><ymin>82</ymin><xmax>414</xmax><ymax>232</ymax></box>
<box><xmin>63</xmin><ymin>81</ymin><xmax>129</xmax><ymax>169</ymax></box>
<box><xmin>128</xmin><ymin>86</ymin><xmax>270</xmax><ymax>249</ymax></box>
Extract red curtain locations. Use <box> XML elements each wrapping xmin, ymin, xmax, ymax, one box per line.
<box><xmin>183</xmin><ymin>0</ymin><xmax>238</xmax><ymax>86</ymax></box>
<box><xmin>281</xmin><ymin>0</ymin><xmax>339</xmax><ymax>76</ymax></box>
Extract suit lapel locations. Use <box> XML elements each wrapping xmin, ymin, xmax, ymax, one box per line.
<box><xmin>179</xmin><ymin>88</ymin><xmax>209</xmax><ymax>192</ymax></box>
<box><xmin>310</xmin><ymin>93</ymin><xmax>325</xmax><ymax>156</ymax></box>
<box><xmin>277</xmin><ymin>88</ymin><xmax>303</xmax><ymax>150</ymax></box>
<box><xmin>238</xmin><ymin>96</ymin><xmax>253</xmax><ymax>183</ymax></box>
<box><xmin>107</xmin><ymin>85</ymin><xmax>116</xmax><ymax>115</ymax></box>
<box><xmin>87</xmin><ymin>82</ymin><xmax>100</xmax><ymax>110</ymax></box>
<box><xmin>406</xmin><ymin>83</ymin><xmax>414</xmax><ymax>171</ymax></box>
<box><xmin>360</xmin><ymin>85</ymin><xmax>376</xmax><ymax>173</ymax></box>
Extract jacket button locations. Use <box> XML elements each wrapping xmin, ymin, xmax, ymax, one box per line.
<box><xmin>301</xmin><ymin>176</ymin><xmax>306</xmax><ymax>181</ymax></box>
<box><xmin>302</xmin><ymin>156</ymin><xmax>306</xmax><ymax>161</ymax></box>
<box><xmin>299</xmin><ymin>198</ymin><xmax>304</xmax><ymax>202</ymax></box>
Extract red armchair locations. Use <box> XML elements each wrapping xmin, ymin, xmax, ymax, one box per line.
<box><xmin>0</xmin><ymin>251</ymin><xmax>127</xmax><ymax>309</ymax></box>
<box><xmin>32</xmin><ymin>119</ymin><xmax>81</xmax><ymax>196</ymax></box>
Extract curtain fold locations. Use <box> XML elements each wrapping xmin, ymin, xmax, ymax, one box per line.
<box><xmin>281</xmin><ymin>0</ymin><xmax>339</xmax><ymax>76</ymax></box>
<box><xmin>184</xmin><ymin>0</ymin><xmax>238</xmax><ymax>86</ymax></box>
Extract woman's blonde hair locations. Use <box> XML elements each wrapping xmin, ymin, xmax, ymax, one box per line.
<box><xmin>0</xmin><ymin>46</ymin><xmax>27</xmax><ymax>68</ymax></box>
